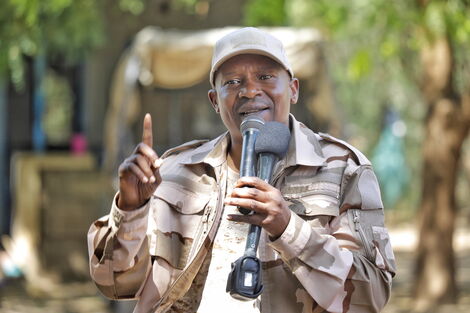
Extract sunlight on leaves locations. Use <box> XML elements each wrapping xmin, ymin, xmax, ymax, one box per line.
<box><xmin>424</xmin><ymin>2</ymin><xmax>447</xmax><ymax>38</ymax></box>
<box><xmin>244</xmin><ymin>0</ymin><xmax>287</xmax><ymax>26</ymax></box>
<box><xmin>347</xmin><ymin>49</ymin><xmax>371</xmax><ymax>81</ymax></box>
<box><xmin>0</xmin><ymin>0</ymin><xmax>104</xmax><ymax>88</ymax></box>
<box><xmin>380</xmin><ymin>39</ymin><xmax>398</xmax><ymax>58</ymax></box>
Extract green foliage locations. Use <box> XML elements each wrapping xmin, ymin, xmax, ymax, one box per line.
<box><xmin>286</xmin><ymin>0</ymin><xmax>470</xmax><ymax>74</ymax></box>
<box><xmin>347</xmin><ymin>49</ymin><xmax>371</xmax><ymax>81</ymax></box>
<box><xmin>42</xmin><ymin>69</ymin><xmax>72</xmax><ymax>144</ymax></box>
<box><xmin>173</xmin><ymin>0</ymin><xmax>200</xmax><ymax>14</ymax></box>
<box><xmin>0</xmin><ymin>0</ymin><xmax>104</xmax><ymax>88</ymax></box>
<box><xmin>119</xmin><ymin>0</ymin><xmax>145</xmax><ymax>15</ymax></box>
<box><xmin>243</xmin><ymin>0</ymin><xmax>287</xmax><ymax>26</ymax></box>
<box><xmin>285</xmin><ymin>0</ymin><xmax>470</xmax><ymax>141</ymax></box>
<box><xmin>280</xmin><ymin>1</ymin><xmax>423</xmax><ymax>147</ymax></box>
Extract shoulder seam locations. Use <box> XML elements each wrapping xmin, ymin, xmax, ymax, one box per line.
<box><xmin>318</xmin><ymin>132</ymin><xmax>371</xmax><ymax>166</ymax></box>
<box><xmin>161</xmin><ymin>139</ymin><xmax>209</xmax><ymax>159</ymax></box>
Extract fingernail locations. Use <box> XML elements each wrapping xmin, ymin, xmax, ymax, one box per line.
<box><xmin>142</xmin><ymin>177</ymin><xmax>148</xmax><ymax>183</ymax></box>
<box><xmin>150</xmin><ymin>176</ymin><xmax>155</xmax><ymax>183</ymax></box>
<box><xmin>154</xmin><ymin>159</ymin><xmax>163</xmax><ymax>168</ymax></box>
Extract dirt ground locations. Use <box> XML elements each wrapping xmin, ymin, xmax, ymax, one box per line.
<box><xmin>1</xmin><ymin>228</ymin><xmax>470</xmax><ymax>313</ymax></box>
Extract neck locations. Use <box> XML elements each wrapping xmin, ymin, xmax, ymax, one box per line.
<box><xmin>227</xmin><ymin>139</ymin><xmax>242</xmax><ymax>172</ymax></box>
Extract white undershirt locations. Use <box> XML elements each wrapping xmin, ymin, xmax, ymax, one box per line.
<box><xmin>197</xmin><ymin>166</ymin><xmax>260</xmax><ymax>312</ymax></box>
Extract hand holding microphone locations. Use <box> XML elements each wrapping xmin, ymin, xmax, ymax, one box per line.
<box><xmin>226</xmin><ymin>121</ymin><xmax>291</xmax><ymax>238</ymax></box>
<box><xmin>226</xmin><ymin>119</ymin><xmax>291</xmax><ymax>300</ymax></box>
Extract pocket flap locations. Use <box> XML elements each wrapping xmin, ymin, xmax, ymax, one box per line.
<box><xmin>153</xmin><ymin>180</ymin><xmax>211</xmax><ymax>214</ymax></box>
<box><xmin>282</xmin><ymin>183</ymin><xmax>340</xmax><ymax>217</ymax></box>
<box><xmin>286</xmin><ymin>194</ymin><xmax>339</xmax><ymax>217</ymax></box>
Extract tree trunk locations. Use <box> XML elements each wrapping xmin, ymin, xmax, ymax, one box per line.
<box><xmin>413</xmin><ymin>37</ymin><xmax>470</xmax><ymax>312</ymax></box>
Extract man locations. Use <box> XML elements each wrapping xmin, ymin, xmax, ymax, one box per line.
<box><xmin>88</xmin><ymin>27</ymin><xmax>396</xmax><ymax>313</ymax></box>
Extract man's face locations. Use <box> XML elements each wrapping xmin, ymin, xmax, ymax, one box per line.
<box><xmin>208</xmin><ymin>54</ymin><xmax>299</xmax><ymax>145</ymax></box>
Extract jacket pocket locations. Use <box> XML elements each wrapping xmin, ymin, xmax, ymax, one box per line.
<box><xmin>372</xmin><ymin>226</ymin><xmax>397</xmax><ymax>274</ymax></box>
<box><xmin>348</xmin><ymin>209</ymin><xmax>375</xmax><ymax>261</ymax></box>
<box><xmin>347</xmin><ymin>208</ymin><xmax>396</xmax><ymax>274</ymax></box>
<box><xmin>153</xmin><ymin>180</ymin><xmax>212</xmax><ymax>214</ymax></box>
<box><xmin>282</xmin><ymin>182</ymin><xmax>340</xmax><ymax>217</ymax></box>
<box><xmin>149</xmin><ymin>180</ymin><xmax>213</xmax><ymax>269</ymax></box>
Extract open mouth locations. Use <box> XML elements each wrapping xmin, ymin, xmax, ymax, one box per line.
<box><xmin>240</xmin><ymin>107</ymin><xmax>269</xmax><ymax>117</ymax></box>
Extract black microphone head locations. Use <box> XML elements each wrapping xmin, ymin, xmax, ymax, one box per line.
<box><xmin>240</xmin><ymin>116</ymin><xmax>265</xmax><ymax>134</ymax></box>
<box><xmin>255</xmin><ymin>121</ymin><xmax>291</xmax><ymax>158</ymax></box>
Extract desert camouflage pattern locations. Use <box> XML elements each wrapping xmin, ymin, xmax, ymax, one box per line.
<box><xmin>88</xmin><ymin>115</ymin><xmax>396</xmax><ymax>313</ymax></box>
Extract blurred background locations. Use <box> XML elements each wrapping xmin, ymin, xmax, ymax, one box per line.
<box><xmin>0</xmin><ymin>0</ymin><xmax>470</xmax><ymax>312</ymax></box>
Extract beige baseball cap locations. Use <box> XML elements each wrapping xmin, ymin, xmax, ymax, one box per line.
<box><xmin>210</xmin><ymin>27</ymin><xmax>293</xmax><ymax>87</ymax></box>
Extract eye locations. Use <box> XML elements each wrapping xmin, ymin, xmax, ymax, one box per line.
<box><xmin>224</xmin><ymin>79</ymin><xmax>240</xmax><ymax>86</ymax></box>
<box><xmin>259</xmin><ymin>74</ymin><xmax>273</xmax><ymax>80</ymax></box>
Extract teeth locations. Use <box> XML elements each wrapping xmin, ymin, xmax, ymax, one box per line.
<box><xmin>241</xmin><ymin>108</ymin><xmax>266</xmax><ymax>115</ymax></box>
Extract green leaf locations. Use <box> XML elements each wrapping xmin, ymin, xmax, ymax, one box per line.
<box><xmin>8</xmin><ymin>45</ymin><xmax>25</xmax><ymax>89</ymax></box>
<box><xmin>347</xmin><ymin>49</ymin><xmax>371</xmax><ymax>81</ymax></box>
<box><xmin>243</xmin><ymin>0</ymin><xmax>287</xmax><ymax>26</ymax></box>
<box><xmin>380</xmin><ymin>39</ymin><xmax>398</xmax><ymax>58</ymax></box>
<box><xmin>424</xmin><ymin>2</ymin><xmax>447</xmax><ymax>37</ymax></box>
<box><xmin>119</xmin><ymin>0</ymin><xmax>145</xmax><ymax>15</ymax></box>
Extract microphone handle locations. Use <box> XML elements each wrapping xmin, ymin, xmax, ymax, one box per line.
<box><xmin>238</xmin><ymin>129</ymin><xmax>259</xmax><ymax>215</ymax></box>
<box><xmin>257</xmin><ymin>153</ymin><xmax>277</xmax><ymax>183</ymax></box>
<box><xmin>245</xmin><ymin>224</ymin><xmax>262</xmax><ymax>257</ymax></box>
<box><xmin>244</xmin><ymin>153</ymin><xmax>279</xmax><ymax>256</ymax></box>
<box><xmin>239</xmin><ymin>130</ymin><xmax>259</xmax><ymax>177</ymax></box>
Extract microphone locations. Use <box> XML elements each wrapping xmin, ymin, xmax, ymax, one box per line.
<box><xmin>245</xmin><ymin>121</ymin><xmax>291</xmax><ymax>257</ymax></box>
<box><xmin>238</xmin><ymin>116</ymin><xmax>265</xmax><ymax>215</ymax></box>
<box><xmin>255</xmin><ymin>121</ymin><xmax>291</xmax><ymax>183</ymax></box>
<box><xmin>226</xmin><ymin>121</ymin><xmax>291</xmax><ymax>301</ymax></box>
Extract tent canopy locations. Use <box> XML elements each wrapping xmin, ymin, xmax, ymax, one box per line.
<box><xmin>132</xmin><ymin>26</ymin><xmax>323</xmax><ymax>89</ymax></box>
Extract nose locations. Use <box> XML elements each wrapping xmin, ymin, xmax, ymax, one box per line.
<box><xmin>238</xmin><ymin>79</ymin><xmax>262</xmax><ymax>99</ymax></box>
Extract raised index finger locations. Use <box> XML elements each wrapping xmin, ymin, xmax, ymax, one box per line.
<box><xmin>142</xmin><ymin>113</ymin><xmax>153</xmax><ymax>148</ymax></box>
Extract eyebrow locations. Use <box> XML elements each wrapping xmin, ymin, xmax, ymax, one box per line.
<box><xmin>220</xmin><ymin>65</ymin><xmax>281</xmax><ymax>77</ymax></box>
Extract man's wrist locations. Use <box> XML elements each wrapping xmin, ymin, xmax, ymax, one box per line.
<box><xmin>268</xmin><ymin>210</ymin><xmax>292</xmax><ymax>241</ymax></box>
<box><xmin>110</xmin><ymin>193</ymin><xmax>150</xmax><ymax>232</ymax></box>
<box><xmin>116</xmin><ymin>193</ymin><xmax>149</xmax><ymax>211</ymax></box>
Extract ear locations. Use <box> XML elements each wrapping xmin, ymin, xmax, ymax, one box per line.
<box><xmin>289</xmin><ymin>78</ymin><xmax>300</xmax><ymax>104</ymax></box>
<box><xmin>208</xmin><ymin>89</ymin><xmax>220</xmax><ymax>113</ymax></box>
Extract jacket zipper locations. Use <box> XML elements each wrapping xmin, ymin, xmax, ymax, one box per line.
<box><xmin>352</xmin><ymin>209</ymin><xmax>373</xmax><ymax>261</ymax></box>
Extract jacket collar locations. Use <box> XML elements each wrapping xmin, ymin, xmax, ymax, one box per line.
<box><xmin>180</xmin><ymin>132</ymin><xmax>230</xmax><ymax>168</ymax></box>
<box><xmin>286</xmin><ymin>114</ymin><xmax>326</xmax><ymax>167</ymax></box>
<box><xmin>181</xmin><ymin>114</ymin><xmax>326</xmax><ymax>169</ymax></box>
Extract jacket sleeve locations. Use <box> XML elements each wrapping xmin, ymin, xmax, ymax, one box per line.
<box><xmin>87</xmin><ymin>193</ymin><xmax>152</xmax><ymax>299</ymax></box>
<box><xmin>269</xmin><ymin>162</ymin><xmax>396</xmax><ymax>313</ymax></box>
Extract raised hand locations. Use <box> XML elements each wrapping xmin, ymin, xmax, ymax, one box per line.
<box><xmin>117</xmin><ymin>113</ymin><xmax>162</xmax><ymax>211</ymax></box>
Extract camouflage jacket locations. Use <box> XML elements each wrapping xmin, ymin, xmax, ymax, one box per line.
<box><xmin>88</xmin><ymin>115</ymin><xmax>396</xmax><ymax>313</ymax></box>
